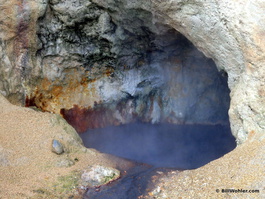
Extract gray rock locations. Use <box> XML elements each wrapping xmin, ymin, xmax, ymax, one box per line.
<box><xmin>0</xmin><ymin>0</ymin><xmax>265</xmax><ymax>144</ymax></box>
<box><xmin>81</xmin><ymin>165</ymin><xmax>120</xmax><ymax>187</ymax></box>
<box><xmin>52</xmin><ymin>139</ymin><xmax>64</xmax><ymax>155</ymax></box>
<box><xmin>34</xmin><ymin>0</ymin><xmax>231</xmax><ymax>127</ymax></box>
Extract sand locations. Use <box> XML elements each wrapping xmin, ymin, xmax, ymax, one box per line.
<box><xmin>0</xmin><ymin>95</ymin><xmax>134</xmax><ymax>198</ymax></box>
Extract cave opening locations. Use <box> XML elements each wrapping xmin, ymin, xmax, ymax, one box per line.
<box><xmin>35</xmin><ymin>1</ymin><xmax>236</xmax><ymax>170</ymax></box>
<box><xmin>71</xmin><ymin>27</ymin><xmax>236</xmax><ymax>169</ymax></box>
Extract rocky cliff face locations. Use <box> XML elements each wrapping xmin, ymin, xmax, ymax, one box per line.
<box><xmin>149</xmin><ymin>0</ymin><xmax>265</xmax><ymax>144</ymax></box>
<box><xmin>0</xmin><ymin>0</ymin><xmax>264</xmax><ymax>144</ymax></box>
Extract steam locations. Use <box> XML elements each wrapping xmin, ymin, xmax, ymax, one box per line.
<box><xmin>80</xmin><ymin>123</ymin><xmax>236</xmax><ymax>169</ymax></box>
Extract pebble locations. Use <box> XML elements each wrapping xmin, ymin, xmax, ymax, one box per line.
<box><xmin>52</xmin><ymin>139</ymin><xmax>64</xmax><ymax>155</ymax></box>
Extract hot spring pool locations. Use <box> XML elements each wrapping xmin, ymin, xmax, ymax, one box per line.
<box><xmin>80</xmin><ymin>123</ymin><xmax>236</xmax><ymax>169</ymax></box>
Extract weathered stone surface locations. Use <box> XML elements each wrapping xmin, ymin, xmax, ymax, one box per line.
<box><xmin>0</xmin><ymin>0</ymin><xmax>264</xmax><ymax>144</ymax></box>
<box><xmin>87</xmin><ymin>0</ymin><xmax>265</xmax><ymax>144</ymax></box>
<box><xmin>23</xmin><ymin>0</ymin><xmax>231</xmax><ymax>133</ymax></box>
<box><xmin>0</xmin><ymin>0</ymin><xmax>48</xmax><ymax>104</ymax></box>
<box><xmin>147</xmin><ymin>0</ymin><xmax>265</xmax><ymax>144</ymax></box>
<box><xmin>81</xmin><ymin>165</ymin><xmax>120</xmax><ymax>187</ymax></box>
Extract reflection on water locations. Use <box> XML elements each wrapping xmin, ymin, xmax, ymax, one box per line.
<box><xmin>80</xmin><ymin>123</ymin><xmax>236</xmax><ymax>169</ymax></box>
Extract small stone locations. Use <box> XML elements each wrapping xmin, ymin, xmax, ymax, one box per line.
<box><xmin>81</xmin><ymin>165</ymin><xmax>120</xmax><ymax>187</ymax></box>
<box><xmin>52</xmin><ymin>139</ymin><xmax>64</xmax><ymax>155</ymax></box>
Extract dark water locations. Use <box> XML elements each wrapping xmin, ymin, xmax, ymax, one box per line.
<box><xmin>81</xmin><ymin>123</ymin><xmax>236</xmax><ymax>199</ymax></box>
<box><xmin>80</xmin><ymin>123</ymin><xmax>236</xmax><ymax>169</ymax></box>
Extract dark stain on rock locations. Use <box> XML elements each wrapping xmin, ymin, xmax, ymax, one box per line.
<box><xmin>25</xmin><ymin>95</ymin><xmax>37</xmax><ymax>107</ymax></box>
<box><xmin>12</xmin><ymin>0</ymin><xmax>31</xmax><ymax>88</ymax></box>
<box><xmin>60</xmin><ymin>105</ymin><xmax>121</xmax><ymax>133</ymax></box>
<box><xmin>25</xmin><ymin>91</ymin><xmax>49</xmax><ymax>111</ymax></box>
<box><xmin>17</xmin><ymin>21</ymin><xmax>29</xmax><ymax>48</ymax></box>
<box><xmin>15</xmin><ymin>0</ymin><xmax>30</xmax><ymax>52</ymax></box>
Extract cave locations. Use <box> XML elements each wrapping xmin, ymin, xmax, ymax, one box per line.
<box><xmin>12</xmin><ymin>0</ymin><xmax>236</xmax><ymax>179</ymax></box>
<box><xmin>75</xmin><ymin>30</ymin><xmax>236</xmax><ymax>169</ymax></box>
<box><xmin>4</xmin><ymin>0</ymin><xmax>265</xmax><ymax>198</ymax></box>
<box><xmin>28</xmin><ymin>1</ymin><xmax>237</xmax><ymax>171</ymax></box>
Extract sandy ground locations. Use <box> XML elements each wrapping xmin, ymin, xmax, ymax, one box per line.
<box><xmin>0</xmin><ymin>93</ymin><xmax>264</xmax><ymax>199</ymax></box>
<box><xmin>0</xmin><ymin>95</ymin><xmax>134</xmax><ymax>198</ymax></box>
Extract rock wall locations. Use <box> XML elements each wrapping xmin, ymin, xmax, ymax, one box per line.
<box><xmin>147</xmin><ymin>0</ymin><xmax>265</xmax><ymax>144</ymax></box>
<box><xmin>0</xmin><ymin>0</ymin><xmax>48</xmax><ymax>104</ymax></box>
<box><xmin>0</xmin><ymin>0</ymin><xmax>264</xmax><ymax>144</ymax></box>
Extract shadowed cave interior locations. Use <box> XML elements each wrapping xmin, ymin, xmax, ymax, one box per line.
<box><xmin>75</xmin><ymin>33</ymin><xmax>236</xmax><ymax>169</ymax></box>
<box><xmin>57</xmin><ymin>28</ymin><xmax>237</xmax><ymax>170</ymax></box>
<box><xmin>35</xmin><ymin>4</ymin><xmax>237</xmax><ymax>170</ymax></box>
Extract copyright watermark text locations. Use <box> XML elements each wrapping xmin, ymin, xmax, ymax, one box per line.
<box><xmin>216</xmin><ymin>189</ymin><xmax>260</xmax><ymax>193</ymax></box>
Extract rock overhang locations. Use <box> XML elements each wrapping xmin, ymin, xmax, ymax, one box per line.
<box><xmin>0</xmin><ymin>0</ymin><xmax>264</xmax><ymax>144</ymax></box>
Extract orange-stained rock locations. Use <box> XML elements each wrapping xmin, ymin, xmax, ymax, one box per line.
<box><xmin>1</xmin><ymin>0</ymin><xmax>265</xmax><ymax>145</ymax></box>
<box><xmin>60</xmin><ymin>105</ymin><xmax>120</xmax><ymax>133</ymax></box>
